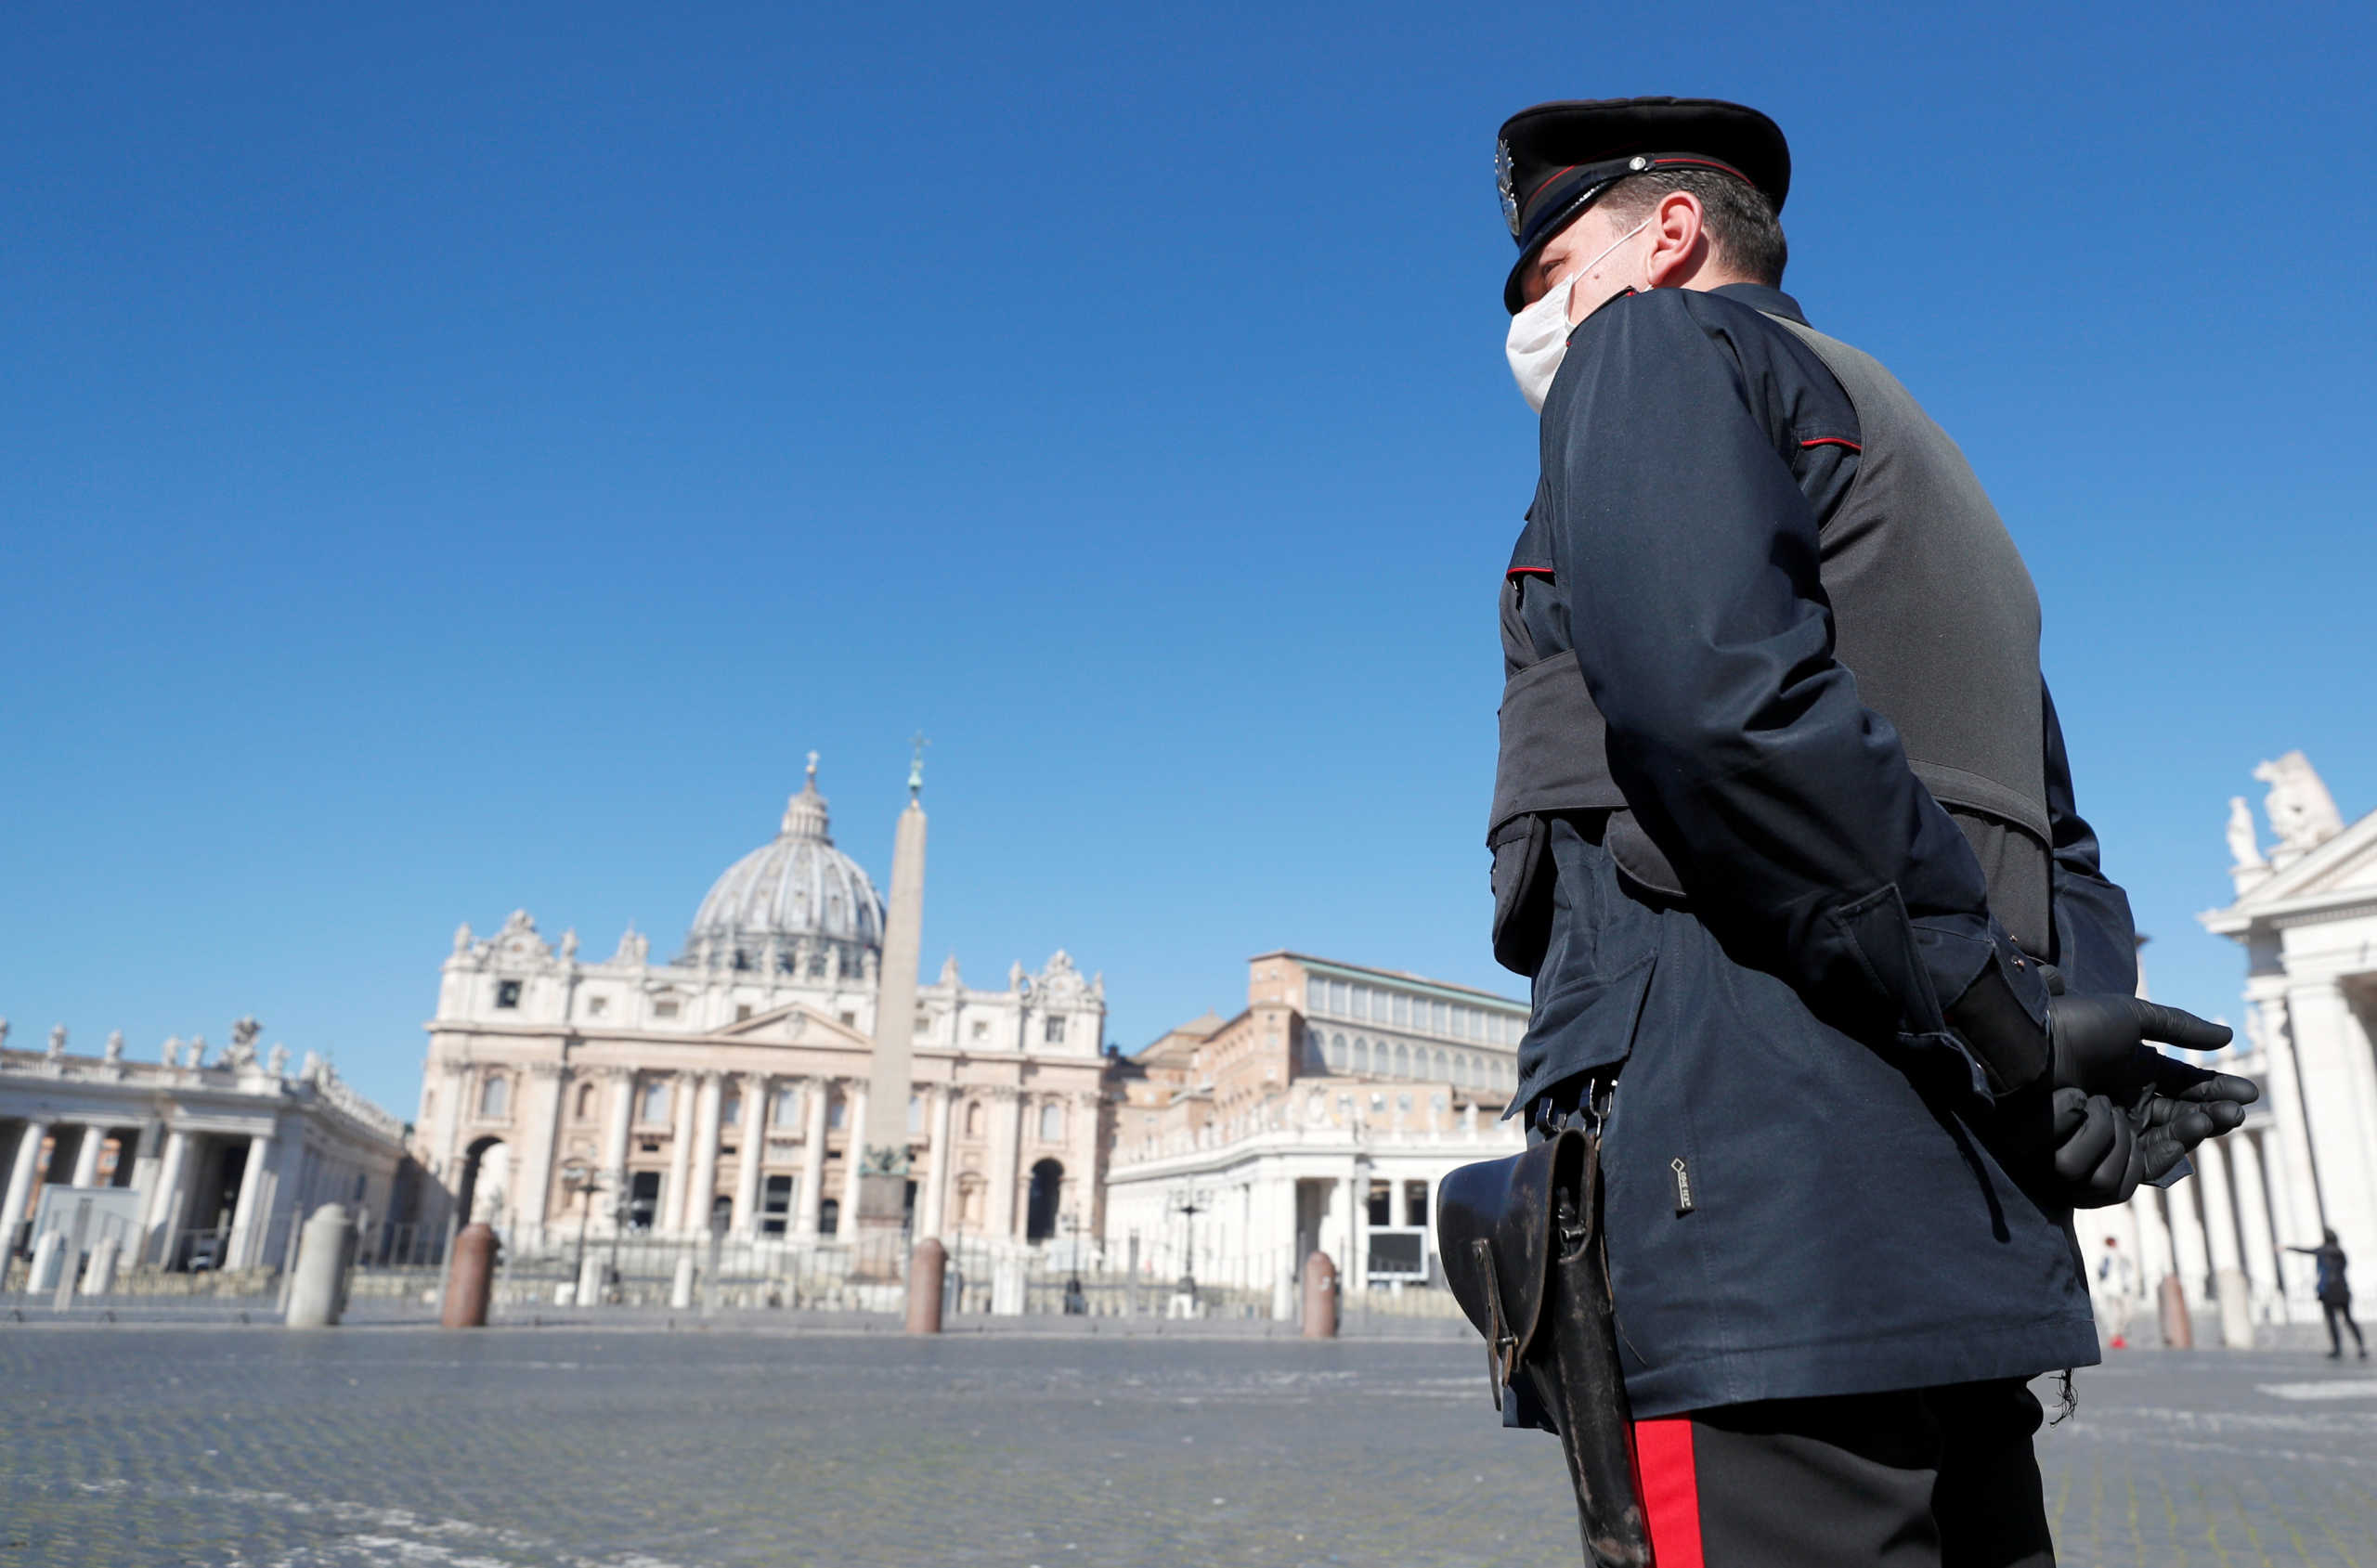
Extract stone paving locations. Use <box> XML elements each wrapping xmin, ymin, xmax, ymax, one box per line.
<box><xmin>0</xmin><ymin>1325</ymin><xmax>2371</xmax><ymax>1566</ymax></box>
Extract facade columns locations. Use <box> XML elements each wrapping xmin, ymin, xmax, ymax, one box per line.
<box><xmin>2251</xmin><ymin>991</ymin><xmax>2329</xmax><ymax>1249</ymax></box>
<box><xmin>665</xmin><ymin>1074</ymin><xmax>696</xmax><ymax>1237</ymax></box>
<box><xmin>1341</xmin><ymin>1165</ymin><xmax>1364</xmax><ymax>1292</ymax></box>
<box><xmin>2230</xmin><ymin>1132</ymin><xmax>2285</xmax><ymax>1318</ymax></box>
<box><xmin>987</xmin><ymin>1088</ymin><xmax>1021</xmax><ymax>1239</ymax></box>
<box><xmin>431</xmin><ymin>1062</ymin><xmax>468</xmax><ymax>1192</ymax></box>
<box><xmin>601</xmin><ymin>1069</ymin><xmax>634</xmax><ymax>1207</ymax></box>
<box><xmin>227</xmin><ymin>1131</ymin><xmax>277</xmax><ymax>1269</ymax></box>
<box><xmin>687</xmin><ymin>1072</ymin><xmax>723</xmax><ymax>1236</ymax></box>
<box><xmin>142</xmin><ymin>1129</ymin><xmax>190</xmax><ymax>1265</ymax></box>
<box><xmin>838</xmin><ymin>1082</ymin><xmax>869</xmax><ymax>1231</ymax></box>
<box><xmin>2283</xmin><ymin>979</ymin><xmax>2377</xmax><ymax>1263</ymax></box>
<box><xmin>732</xmin><ymin>1073</ymin><xmax>767</xmax><ymax>1237</ymax></box>
<box><xmin>798</xmin><ymin>1079</ymin><xmax>829</xmax><ymax>1238</ymax></box>
<box><xmin>920</xmin><ymin>1086</ymin><xmax>953</xmax><ymax>1238</ymax></box>
<box><xmin>2130</xmin><ymin>1182</ymin><xmax>2174</xmax><ymax>1289</ymax></box>
<box><xmin>514</xmin><ymin>1063</ymin><xmax>568</xmax><ymax>1248</ymax></box>
<box><xmin>2</xmin><ymin>1121</ymin><xmax>47</xmax><ymax>1255</ymax></box>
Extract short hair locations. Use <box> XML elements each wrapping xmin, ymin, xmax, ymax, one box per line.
<box><xmin>1594</xmin><ymin>167</ymin><xmax>1787</xmax><ymax>286</ymax></box>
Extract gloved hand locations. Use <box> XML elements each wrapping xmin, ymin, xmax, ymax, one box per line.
<box><xmin>2048</xmin><ymin>993</ymin><xmax>2232</xmax><ymax>1100</ymax></box>
<box><xmin>2133</xmin><ymin>1054</ymin><xmax>2259</xmax><ymax>1183</ymax></box>
<box><xmin>2050</xmin><ymin>1088</ymin><xmax>2141</xmax><ymax>1207</ymax></box>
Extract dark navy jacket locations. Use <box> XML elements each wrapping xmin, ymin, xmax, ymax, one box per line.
<box><xmin>1506</xmin><ymin>283</ymin><xmax>2134</xmax><ymax>1417</ymax></box>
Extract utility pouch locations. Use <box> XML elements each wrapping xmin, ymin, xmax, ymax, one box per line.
<box><xmin>1439</xmin><ymin>1127</ymin><xmax>1651</xmax><ymax>1567</ymax></box>
<box><xmin>1488</xmin><ymin>812</ymin><xmax>1556</xmax><ymax>976</ymax></box>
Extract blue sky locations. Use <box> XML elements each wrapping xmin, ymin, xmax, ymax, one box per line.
<box><xmin>6</xmin><ymin>2</ymin><xmax>2370</xmax><ymax>1117</ymax></box>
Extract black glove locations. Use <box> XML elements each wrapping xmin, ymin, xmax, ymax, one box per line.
<box><xmin>2133</xmin><ymin>1055</ymin><xmax>2259</xmax><ymax>1183</ymax></box>
<box><xmin>2048</xmin><ymin>993</ymin><xmax>2232</xmax><ymax>1099</ymax></box>
<box><xmin>2050</xmin><ymin>1087</ymin><xmax>2142</xmax><ymax>1207</ymax></box>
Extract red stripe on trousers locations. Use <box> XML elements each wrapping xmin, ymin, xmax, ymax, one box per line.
<box><xmin>1633</xmin><ymin>1418</ymin><xmax>1705</xmax><ymax>1566</ymax></box>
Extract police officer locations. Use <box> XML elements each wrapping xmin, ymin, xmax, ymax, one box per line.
<box><xmin>1482</xmin><ymin>97</ymin><xmax>2260</xmax><ymax>1562</ymax></box>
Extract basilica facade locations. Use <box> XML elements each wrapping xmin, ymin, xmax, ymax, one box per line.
<box><xmin>412</xmin><ymin>762</ymin><xmax>1111</xmax><ymax>1252</ymax></box>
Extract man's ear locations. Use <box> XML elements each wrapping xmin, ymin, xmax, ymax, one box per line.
<box><xmin>1643</xmin><ymin>191</ymin><xmax>1706</xmax><ymax>290</ymax></box>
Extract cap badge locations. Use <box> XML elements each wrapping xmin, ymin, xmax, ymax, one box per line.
<box><xmin>1496</xmin><ymin>138</ymin><xmax>1519</xmax><ymax>236</ymax></box>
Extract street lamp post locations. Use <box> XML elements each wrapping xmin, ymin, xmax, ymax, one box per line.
<box><xmin>559</xmin><ymin>1158</ymin><xmax>600</xmax><ymax>1301</ymax></box>
<box><xmin>1172</xmin><ymin>1185</ymin><xmax>1208</xmax><ymax>1300</ymax></box>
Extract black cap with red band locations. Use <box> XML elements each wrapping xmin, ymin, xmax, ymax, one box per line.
<box><xmin>1496</xmin><ymin>97</ymin><xmax>1790</xmax><ymax>313</ymax></box>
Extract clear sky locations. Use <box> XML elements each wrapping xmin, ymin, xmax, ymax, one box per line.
<box><xmin>6</xmin><ymin>2</ymin><xmax>2371</xmax><ymax>1117</ymax></box>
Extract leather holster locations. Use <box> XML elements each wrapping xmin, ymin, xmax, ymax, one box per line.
<box><xmin>1439</xmin><ymin>1127</ymin><xmax>1651</xmax><ymax>1567</ymax></box>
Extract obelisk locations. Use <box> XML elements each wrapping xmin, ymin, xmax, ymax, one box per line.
<box><xmin>856</xmin><ymin>739</ymin><xmax>929</xmax><ymax>1242</ymax></box>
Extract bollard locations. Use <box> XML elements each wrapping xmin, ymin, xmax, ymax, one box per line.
<box><xmin>576</xmin><ymin>1253</ymin><xmax>604</xmax><ymax>1309</ymax></box>
<box><xmin>27</xmin><ymin>1230</ymin><xmax>63</xmax><ymax>1294</ymax></box>
<box><xmin>441</xmin><ymin>1223</ymin><xmax>497</xmax><ymax>1328</ymax></box>
<box><xmin>286</xmin><ymin>1204</ymin><xmax>353</xmax><ymax>1328</ymax></box>
<box><xmin>2158</xmin><ymin>1274</ymin><xmax>2194</xmax><ymax>1350</ymax></box>
<box><xmin>906</xmin><ymin>1238</ymin><xmax>946</xmax><ymax>1334</ymax></box>
<box><xmin>669</xmin><ymin>1253</ymin><xmax>695</xmax><ymax>1311</ymax></box>
<box><xmin>81</xmin><ymin>1238</ymin><xmax>120</xmax><ymax>1299</ymax></box>
<box><xmin>1302</xmin><ymin>1251</ymin><xmax>1339</xmax><ymax>1340</ymax></box>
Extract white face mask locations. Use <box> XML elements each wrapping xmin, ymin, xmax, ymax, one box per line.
<box><xmin>1504</xmin><ymin>218</ymin><xmax>1652</xmax><ymax>412</ymax></box>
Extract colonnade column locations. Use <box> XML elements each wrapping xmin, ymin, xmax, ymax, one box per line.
<box><xmin>68</xmin><ymin>1123</ymin><xmax>105</xmax><ymax>1188</ymax></box>
<box><xmin>798</xmin><ymin>1080</ymin><xmax>829</xmax><ymax>1239</ymax></box>
<box><xmin>986</xmin><ymin>1087</ymin><xmax>1020</xmax><ymax>1240</ymax></box>
<box><xmin>141</xmin><ymin>1129</ymin><xmax>189</xmax><ymax>1266</ymax></box>
<box><xmin>2230</xmin><ymin>1133</ymin><xmax>2285</xmax><ymax>1318</ymax></box>
<box><xmin>686</xmin><ymin>1072</ymin><xmax>723</xmax><ymax>1237</ymax></box>
<box><xmin>838</xmin><ymin>1082</ymin><xmax>869</xmax><ymax>1233</ymax></box>
<box><xmin>2191</xmin><ymin>1137</ymin><xmax>2255</xmax><ymax>1345</ymax></box>
<box><xmin>2</xmin><ymin>1121</ymin><xmax>49</xmax><ymax>1256</ymax></box>
<box><xmin>665</xmin><ymin>1076</ymin><xmax>696</xmax><ymax>1238</ymax></box>
<box><xmin>227</xmin><ymin>1130</ymin><xmax>277</xmax><ymax>1270</ymax></box>
<box><xmin>2285</xmin><ymin>978</ymin><xmax>2377</xmax><ymax>1260</ymax></box>
<box><xmin>919</xmin><ymin>1086</ymin><xmax>953</xmax><ymax>1238</ymax></box>
<box><xmin>2251</xmin><ymin>991</ymin><xmax>2328</xmax><ymax>1250</ymax></box>
<box><xmin>732</xmin><ymin>1073</ymin><xmax>767</xmax><ymax>1238</ymax></box>
<box><xmin>2165</xmin><ymin>1173</ymin><xmax>2213</xmax><ymax>1304</ymax></box>
<box><xmin>2129</xmin><ymin>1182</ymin><xmax>2174</xmax><ymax>1294</ymax></box>
<box><xmin>1341</xmin><ymin>1165</ymin><xmax>1364</xmax><ymax>1292</ymax></box>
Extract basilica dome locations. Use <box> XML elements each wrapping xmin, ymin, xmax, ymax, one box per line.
<box><xmin>680</xmin><ymin>760</ymin><xmax>885</xmax><ymax>978</ymax></box>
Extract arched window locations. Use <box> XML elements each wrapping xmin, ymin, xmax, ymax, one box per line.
<box><xmin>1039</xmin><ymin>1102</ymin><xmax>1064</xmax><ymax>1143</ymax></box>
<box><xmin>966</xmin><ymin>1100</ymin><xmax>984</xmax><ymax>1137</ymax></box>
<box><xmin>639</xmin><ymin>1080</ymin><xmax>670</xmax><ymax>1124</ymax></box>
<box><xmin>575</xmin><ymin>1082</ymin><xmax>595</xmax><ymax>1120</ymax></box>
<box><xmin>1352</xmin><ymin>1037</ymin><xmax>1370</xmax><ymax>1074</ymax></box>
<box><xmin>1392</xmin><ymin>1042</ymin><xmax>1410</xmax><ymax>1078</ymax></box>
<box><xmin>1456</xmin><ymin>1055</ymin><xmax>1473</xmax><ymax>1087</ymax></box>
<box><xmin>1433</xmin><ymin>1047</ymin><xmax>1449</xmax><ymax>1080</ymax></box>
<box><xmin>1329</xmin><ymin>1033</ymin><xmax>1346</xmax><ymax>1070</ymax></box>
<box><xmin>478</xmin><ymin>1074</ymin><xmax>510</xmax><ymax>1119</ymax></box>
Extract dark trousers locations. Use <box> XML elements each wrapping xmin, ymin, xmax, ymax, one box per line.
<box><xmin>1632</xmin><ymin>1379</ymin><xmax>2053</xmax><ymax>1567</ymax></box>
<box><xmin>2322</xmin><ymin>1297</ymin><xmax>2364</xmax><ymax>1354</ymax></box>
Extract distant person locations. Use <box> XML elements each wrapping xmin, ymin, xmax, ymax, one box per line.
<box><xmin>2096</xmin><ymin>1236</ymin><xmax>2140</xmax><ymax>1346</ymax></box>
<box><xmin>2289</xmin><ymin>1229</ymin><xmax>2365</xmax><ymax>1359</ymax></box>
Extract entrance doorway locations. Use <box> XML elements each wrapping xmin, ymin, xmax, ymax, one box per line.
<box><xmin>1025</xmin><ymin>1160</ymin><xmax>1063</xmax><ymax>1242</ymax></box>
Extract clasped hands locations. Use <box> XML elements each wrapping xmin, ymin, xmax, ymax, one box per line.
<box><xmin>2041</xmin><ymin>991</ymin><xmax>2257</xmax><ymax>1208</ymax></box>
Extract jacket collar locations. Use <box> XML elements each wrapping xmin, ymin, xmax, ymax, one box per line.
<box><xmin>1712</xmin><ymin>281</ymin><xmax>1808</xmax><ymax>324</ymax></box>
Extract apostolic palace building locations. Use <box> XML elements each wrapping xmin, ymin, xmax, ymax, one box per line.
<box><xmin>410</xmin><ymin>760</ymin><xmax>1112</xmax><ymax>1253</ymax></box>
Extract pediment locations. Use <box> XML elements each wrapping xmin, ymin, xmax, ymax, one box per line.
<box><xmin>2215</xmin><ymin>808</ymin><xmax>2377</xmax><ymax>921</ymax></box>
<box><xmin>712</xmin><ymin>1003</ymin><xmax>873</xmax><ymax>1049</ymax></box>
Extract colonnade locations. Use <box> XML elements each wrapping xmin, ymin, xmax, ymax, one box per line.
<box><xmin>2</xmin><ymin>1118</ymin><xmax>283</xmax><ymax>1273</ymax></box>
<box><xmin>2088</xmin><ymin>1124</ymin><xmax>2310</xmax><ymax>1339</ymax></box>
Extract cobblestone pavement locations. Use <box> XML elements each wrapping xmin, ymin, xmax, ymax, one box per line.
<box><xmin>0</xmin><ymin>1326</ymin><xmax>2371</xmax><ymax>1566</ymax></box>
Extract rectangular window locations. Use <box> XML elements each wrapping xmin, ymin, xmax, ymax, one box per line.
<box><xmin>761</xmin><ymin>1174</ymin><xmax>794</xmax><ymax>1238</ymax></box>
<box><xmin>827</xmin><ymin>1095</ymin><xmax>846</xmax><ymax>1130</ymax></box>
<box><xmin>495</xmin><ymin>980</ymin><xmax>522</xmax><ymax>1010</ymax></box>
<box><xmin>1404</xmin><ymin>1180</ymin><xmax>1430</xmax><ymax>1229</ymax></box>
<box><xmin>1392</xmin><ymin>993</ymin><xmax>1409</xmax><ymax>1026</ymax></box>
<box><xmin>638</xmin><ymin>1082</ymin><xmax>671</xmax><ymax>1124</ymax></box>
<box><xmin>772</xmin><ymin>1086</ymin><xmax>801</xmax><ymax>1127</ymax></box>
<box><xmin>654</xmin><ymin>998</ymin><xmax>680</xmax><ymax>1018</ymax></box>
<box><xmin>735</xmin><ymin>1004</ymin><xmax>753</xmax><ymax>1022</ymax></box>
<box><xmin>1306</xmin><ymin>976</ymin><xmax>1325</xmax><ymax>1015</ymax></box>
<box><xmin>587</xmin><ymin>995</ymin><xmax>608</xmax><ymax>1017</ymax></box>
<box><xmin>1044</xmin><ymin>1014</ymin><xmax>1067</xmax><ymax>1044</ymax></box>
<box><xmin>628</xmin><ymin>1170</ymin><xmax>662</xmax><ymax>1232</ymax></box>
<box><xmin>1330</xmin><ymin>980</ymin><xmax>1350</xmax><ymax>1014</ymax></box>
<box><xmin>721</xmin><ymin>1093</ymin><xmax>741</xmax><ymax>1129</ymax></box>
<box><xmin>1367</xmin><ymin>1180</ymin><xmax>1393</xmax><ymax>1227</ymax></box>
<box><xmin>1432</xmin><ymin>1001</ymin><xmax>1449</xmax><ymax>1034</ymax></box>
<box><xmin>1351</xmin><ymin>986</ymin><xmax>1370</xmax><ymax>1021</ymax></box>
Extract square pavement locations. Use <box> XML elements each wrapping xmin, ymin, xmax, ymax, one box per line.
<box><xmin>0</xmin><ymin>1325</ymin><xmax>2371</xmax><ymax>1565</ymax></box>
